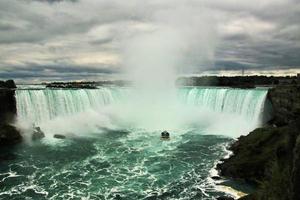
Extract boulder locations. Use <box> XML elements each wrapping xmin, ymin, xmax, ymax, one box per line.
<box><xmin>0</xmin><ymin>124</ymin><xmax>22</xmax><ymax>145</ymax></box>
<box><xmin>53</xmin><ymin>134</ymin><xmax>66</xmax><ymax>139</ymax></box>
<box><xmin>32</xmin><ymin>127</ymin><xmax>45</xmax><ymax>141</ymax></box>
<box><xmin>211</xmin><ymin>176</ymin><xmax>222</xmax><ymax>180</ymax></box>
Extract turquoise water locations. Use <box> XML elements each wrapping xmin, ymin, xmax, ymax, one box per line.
<box><xmin>0</xmin><ymin>87</ymin><xmax>268</xmax><ymax>199</ymax></box>
<box><xmin>0</xmin><ymin>130</ymin><xmax>231</xmax><ymax>199</ymax></box>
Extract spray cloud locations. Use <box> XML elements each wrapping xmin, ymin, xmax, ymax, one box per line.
<box><xmin>119</xmin><ymin>2</ymin><xmax>218</xmax><ymax>130</ymax></box>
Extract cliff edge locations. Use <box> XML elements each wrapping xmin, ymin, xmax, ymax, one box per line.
<box><xmin>0</xmin><ymin>80</ymin><xmax>21</xmax><ymax>146</ymax></box>
<box><xmin>217</xmin><ymin>84</ymin><xmax>300</xmax><ymax>200</ymax></box>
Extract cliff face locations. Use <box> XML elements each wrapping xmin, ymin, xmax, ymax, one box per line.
<box><xmin>0</xmin><ymin>80</ymin><xmax>21</xmax><ymax>146</ymax></box>
<box><xmin>268</xmin><ymin>85</ymin><xmax>300</xmax><ymax>126</ymax></box>
<box><xmin>217</xmin><ymin>84</ymin><xmax>300</xmax><ymax>200</ymax></box>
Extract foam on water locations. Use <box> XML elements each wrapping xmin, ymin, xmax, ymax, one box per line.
<box><xmin>0</xmin><ymin>131</ymin><xmax>232</xmax><ymax>199</ymax></box>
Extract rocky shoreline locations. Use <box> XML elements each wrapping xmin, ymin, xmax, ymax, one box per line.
<box><xmin>217</xmin><ymin>83</ymin><xmax>300</xmax><ymax>200</ymax></box>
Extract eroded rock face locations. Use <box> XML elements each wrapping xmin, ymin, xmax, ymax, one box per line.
<box><xmin>217</xmin><ymin>84</ymin><xmax>300</xmax><ymax>200</ymax></box>
<box><xmin>0</xmin><ymin>80</ymin><xmax>21</xmax><ymax>146</ymax></box>
<box><xmin>217</xmin><ymin>126</ymin><xmax>291</xmax><ymax>183</ymax></box>
<box><xmin>291</xmin><ymin>131</ymin><xmax>300</xmax><ymax>200</ymax></box>
<box><xmin>268</xmin><ymin>85</ymin><xmax>300</xmax><ymax>126</ymax></box>
<box><xmin>0</xmin><ymin>89</ymin><xmax>16</xmax><ymax>123</ymax></box>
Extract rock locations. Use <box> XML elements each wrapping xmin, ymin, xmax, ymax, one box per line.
<box><xmin>0</xmin><ymin>80</ymin><xmax>16</xmax><ymax>89</ymax></box>
<box><xmin>32</xmin><ymin>127</ymin><xmax>45</xmax><ymax>141</ymax></box>
<box><xmin>211</xmin><ymin>176</ymin><xmax>222</xmax><ymax>180</ymax></box>
<box><xmin>0</xmin><ymin>80</ymin><xmax>21</xmax><ymax>146</ymax></box>
<box><xmin>268</xmin><ymin>85</ymin><xmax>300</xmax><ymax>127</ymax></box>
<box><xmin>0</xmin><ymin>87</ymin><xmax>16</xmax><ymax>123</ymax></box>
<box><xmin>53</xmin><ymin>134</ymin><xmax>66</xmax><ymax>139</ymax></box>
<box><xmin>217</xmin><ymin>83</ymin><xmax>300</xmax><ymax>200</ymax></box>
<box><xmin>217</xmin><ymin>126</ymin><xmax>291</xmax><ymax>183</ymax></box>
<box><xmin>0</xmin><ymin>124</ymin><xmax>22</xmax><ymax>145</ymax></box>
<box><xmin>217</xmin><ymin>196</ymin><xmax>234</xmax><ymax>200</ymax></box>
<box><xmin>238</xmin><ymin>194</ymin><xmax>256</xmax><ymax>200</ymax></box>
<box><xmin>291</xmin><ymin>133</ymin><xmax>300</xmax><ymax>200</ymax></box>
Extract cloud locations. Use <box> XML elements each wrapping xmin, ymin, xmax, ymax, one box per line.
<box><xmin>0</xmin><ymin>0</ymin><xmax>299</xmax><ymax>82</ymax></box>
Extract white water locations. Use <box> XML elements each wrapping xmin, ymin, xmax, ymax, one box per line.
<box><xmin>15</xmin><ymin>87</ymin><xmax>268</xmax><ymax>138</ymax></box>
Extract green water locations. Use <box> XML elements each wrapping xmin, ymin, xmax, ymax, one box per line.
<box><xmin>0</xmin><ymin>130</ymin><xmax>231</xmax><ymax>200</ymax></box>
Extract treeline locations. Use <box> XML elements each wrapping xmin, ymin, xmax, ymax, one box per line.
<box><xmin>176</xmin><ymin>75</ymin><xmax>299</xmax><ymax>88</ymax></box>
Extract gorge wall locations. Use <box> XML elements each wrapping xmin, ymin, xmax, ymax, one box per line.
<box><xmin>217</xmin><ymin>84</ymin><xmax>300</xmax><ymax>200</ymax></box>
<box><xmin>0</xmin><ymin>80</ymin><xmax>21</xmax><ymax>146</ymax></box>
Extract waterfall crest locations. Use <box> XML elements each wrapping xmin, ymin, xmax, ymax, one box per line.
<box><xmin>15</xmin><ymin>87</ymin><xmax>268</xmax><ymax>137</ymax></box>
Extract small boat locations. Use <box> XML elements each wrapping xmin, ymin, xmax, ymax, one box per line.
<box><xmin>161</xmin><ymin>131</ymin><xmax>170</xmax><ymax>140</ymax></box>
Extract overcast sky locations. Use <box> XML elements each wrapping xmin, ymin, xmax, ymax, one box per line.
<box><xmin>0</xmin><ymin>0</ymin><xmax>299</xmax><ymax>83</ymax></box>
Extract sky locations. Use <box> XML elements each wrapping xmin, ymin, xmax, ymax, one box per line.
<box><xmin>0</xmin><ymin>0</ymin><xmax>300</xmax><ymax>83</ymax></box>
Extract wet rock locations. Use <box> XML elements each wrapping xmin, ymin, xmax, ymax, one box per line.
<box><xmin>0</xmin><ymin>124</ymin><xmax>22</xmax><ymax>145</ymax></box>
<box><xmin>217</xmin><ymin>196</ymin><xmax>234</xmax><ymax>200</ymax></box>
<box><xmin>53</xmin><ymin>134</ymin><xmax>66</xmax><ymax>139</ymax></box>
<box><xmin>32</xmin><ymin>127</ymin><xmax>45</xmax><ymax>141</ymax></box>
<box><xmin>211</xmin><ymin>176</ymin><xmax>222</xmax><ymax>180</ymax></box>
<box><xmin>0</xmin><ymin>87</ymin><xmax>16</xmax><ymax>123</ymax></box>
<box><xmin>0</xmin><ymin>80</ymin><xmax>20</xmax><ymax>146</ymax></box>
<box><xmin>217</xmin><ymin>83</ymin><xmax>300</xmax><ymax>199</ymax></box>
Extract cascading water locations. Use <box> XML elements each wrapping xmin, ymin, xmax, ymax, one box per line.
<box><xmin>16</xmin><ymin>87</ymin><xmax>126</xmax><ymax>123</ymax></box>
<box><xmin>0</xmin><ymin>86</ymin><xmax>268</xmax><ymax>199</ymax></box>
<box><xmin>179</xmin><ymin>87</ymin><xmax>268</xmax><ymax>125</ymax></box>
<box><xmin>16</xmin><ymin>86</ymin><xmax>268</xmax><ymax>137</ymax></box>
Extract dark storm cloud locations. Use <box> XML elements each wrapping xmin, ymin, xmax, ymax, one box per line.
<box><xmin>0</xmin><ymin>63</ymin><xmax>119</xmax><ymax>81</ymax></box>
<box><xmin>0</xmin><ymin>0</ymin><xmax>299</xmax><ymax>82</ymax></box>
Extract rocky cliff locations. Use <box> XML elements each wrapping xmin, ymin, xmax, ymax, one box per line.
<box><xmin>217</xmin><ymin>84</ymin><xmax>300</xmax><ymax>200</ymax></box>
<box><xmin>0</xmin><ymin>80</ymin><xmax>21</xmax><ymax>146</ymax></box>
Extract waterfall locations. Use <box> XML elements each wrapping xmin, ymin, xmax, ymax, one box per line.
<box><xmin>179</xmin><ymin>87</ymin><xmax>268</xmax><ymax>125</ymax></box>
<box><xmin>15</xmin><ymin>87</ymin><xmax>268</xmax><ymax>136</ymax></box>
<box><xmin>16</xmin><ymin>87</ymin><xmax>126</xmax><ymax>123</ymax></box>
